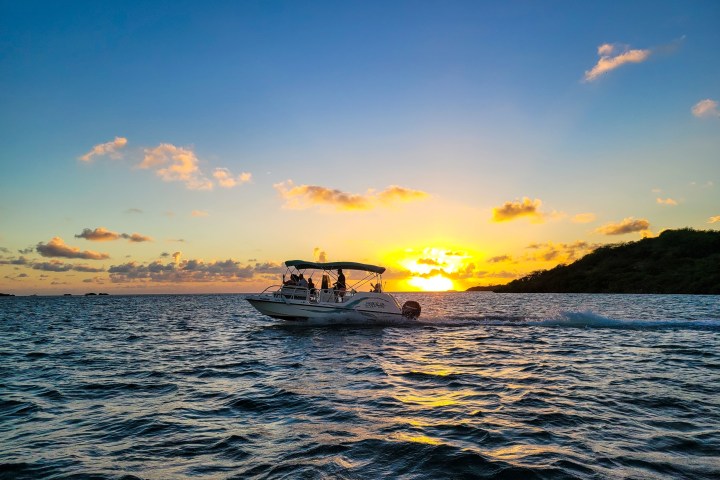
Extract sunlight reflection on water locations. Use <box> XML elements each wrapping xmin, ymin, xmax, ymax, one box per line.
<box><xmin>1</xmin><ymin>293</ymin><xmax>719</xmax><ymax>479</ymax></box>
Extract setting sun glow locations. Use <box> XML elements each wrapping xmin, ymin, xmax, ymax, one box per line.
<box><xmin>409</xmin><ymin>275</ymin><xmax>454</xmax><ymax>292</ymax></box>
<box><xmin>396</xmin><ymin>247</ymin><xmax>468</xmax><ymax>291</ymax></box>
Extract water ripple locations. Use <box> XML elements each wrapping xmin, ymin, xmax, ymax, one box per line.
<box><xmin>1</xmin><ymin>293</ymin><xmax>719</xmax><ymax>479</ymax></box>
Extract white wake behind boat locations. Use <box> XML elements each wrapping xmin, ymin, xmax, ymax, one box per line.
<box><xmin>246</xmin><ymin>260</ymin><xmax>421</xmax><ymax>322</ymax></box>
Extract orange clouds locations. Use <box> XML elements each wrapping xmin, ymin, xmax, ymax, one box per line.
<box><xmin>376</xmin><ymin>185</ymin><xmax>429</xmax><ymax>204</ymax></box>
<box><xmin>491</xmin><ymin>197</ymin><xmax>543</xmax><ymax>222</ymax></box>
<box><xmin>36</xmin><ymin>237</ymin><xmax>109</xmax><ymax>260</ymax></box>
<box><xmin>656</xmin><ymin>197</ymin><xmax>678</xmax><ymax>206</ymax></box>
<box><xmin>75</xmin><ymin>227</ymin><xmax>152</xmax><ymax>242</ymax></box>
<box><xmin>79</xmin><ymin>137</ymin><xmax>128</xmax><ymax>162</ymax></box>
<box><xmin>140</xmin><ymin>144</ymin><xmax>213</xmax><ymax>190</ymax></box>
<box><xmin>213</xmin><ymin>168</ymin><xmax>252</xmax><ymax>188</ymax></box>
<box><xmin>595</xmin><ymin>217</ymin><xmax>651</xmax><ymax>236</ymax></box>
<box><xmin>584</xmin><ymin>43</ymin><xmax>651</xmax><ymax>82</ymax></box>
<box><xmin>274</xmin><ymin>181</ymin><xmax>428</xmax><ymax>211</ymax></box>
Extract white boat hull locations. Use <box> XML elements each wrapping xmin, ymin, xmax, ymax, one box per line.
<box><xmin>247</xmin><ymin>291</ymin><xmax>407</xmax><ymax>322</ymax></box>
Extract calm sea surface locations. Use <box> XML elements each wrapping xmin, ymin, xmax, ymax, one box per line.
<box><xmin>1</xmin><ymin>293</ymin><xmax>719</xmax><ymax>479</ymax></box>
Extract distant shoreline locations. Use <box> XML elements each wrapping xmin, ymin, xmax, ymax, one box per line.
<box><xmin>468</xmin><ymin>229</ymin><xmax>720</xmax><ymax>295</ymax></box>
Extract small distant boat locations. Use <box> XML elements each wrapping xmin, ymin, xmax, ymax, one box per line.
<box><xmin>246</xmin><ymin>260</ymin><xmax>421</xmax><ymax>322</ymax></box>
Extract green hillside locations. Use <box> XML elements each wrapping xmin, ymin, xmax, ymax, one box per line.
<box><xmin>490</xmin><ymin>228</ymin><xmax>720</xmax><ymax>294</ymax></box>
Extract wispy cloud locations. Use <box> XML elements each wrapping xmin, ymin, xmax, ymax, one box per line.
<box><xmin>123</xmin><ymin>233</ymin><xmax>152</xmax><ymax>242</ymax></box>
<box><xmin>75</xmin><ymin>227</ymin><xmax>152</xmax><ymax>242</ymax></box>
<box><xmin>656</xmin><ymin>197</ymin><xmax>678</xmax><ymax>206</ymax></box>
<box><xmin>79</xmin><ymin>137</ymin><xmax>128</xmax><ymax>162</ymax></box>
<box><xmin>191</xmin><ymin>210</ymin><xmax>209</xmax><ymax>217</ymax></box>
<box><xmin>213</xmin><ymin>168</ymin><xmax>252</xmax><ymax>188</ymax></box>
<box><xmin>125</xmin><ymin>208</ymin><xmax>143</xmax><ymax>214</ymax></box>
<box><xmin>708</xmin><ymin>216</ymin><xmax>720</xmax><ymax>224</ymax></box>
<box><xmin>584</xmin><ymin>43</ymin><xmax>652</xmax><ymax>82</ymax></box>
<box><xmin>274</xmin><ymin>181</ymin><xmax>429</xmax><ymax>211</ymax></box>
<box><xmin>525</xmin><ymin>241</ymin><xmax>599</xmax><ymax>262</ymax></box>
<box><xmin>376</xmin><ymin>186</ymin><xmax>429</xmax><ymax>204</ymax></box>
<box><xmin>491</xmin><ymin>197</ymin><xmax>544</xmax><ymax>222</ymax></box>
<box><xmin>572</xmin><ymin>213</ymin><xmax>597</xmax><ymax>224</ymax></box>
<box><xmin>36</xmin><ymin>237</ymin><xmax>109</xmax><ymax>260</ymax></box>
<box><xmin>692</xmin><ymin>99</ymin><xmax>720</xmax><ymax>118</ymax></box>
<box><xmin>595</xmin><ymin>217</ymin><xmax>651</xmax><ymax>236</ymax></box>
<box><xmin>487</xmin><ymin>255</ymin><xmax>512</xmax><ymax>263</ymax></box>
<box><xmin>30</xmin><ymin>260</ymin><xmax>105</xmax><ymax>273</ymax></box>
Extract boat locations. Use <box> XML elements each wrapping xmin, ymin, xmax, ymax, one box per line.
<box><xmin>246</xmin><ymin>260</ymin><xmax>421</xmax><ymax>322</ymax></box>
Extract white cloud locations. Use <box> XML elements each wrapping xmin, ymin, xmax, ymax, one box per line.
<box><xmin>584</xmin><ymin>43</ymin><xmax>652</xmax><ymax>82</ymax></box>
<box><xmin>656</xmin><ymin>197</ymin><xmax>678</xmax><ymax>206</ymax></box>
<box><xmin>140</xmin><ymin>144</ymin><xmax>213</xmax><ymax>190</ymax></box>
<box><xmin>692</xmin><ymin>99</ymin><xmax>720</xmax><ymax>118</ymax></box>
<box><xmin>78</xmin><ymin>139</ymin><xmax>252</xmax><ymax>193</ymax></box>
<box><xmin>79</xmin><ymin>137</ymin><xmax>128</xmax><ymax>162</ymax></box>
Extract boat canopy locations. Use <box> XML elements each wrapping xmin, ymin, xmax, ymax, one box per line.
<box><xmin>285</xmin><ymin>260</ymin><xmax>386</xmax><ymax>274</ymax></box>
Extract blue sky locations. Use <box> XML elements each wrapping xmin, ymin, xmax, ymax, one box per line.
<box><xmin>1</xmin><ymin>1</ymin><xmax>719</xmax><ymax>293</ymax></box>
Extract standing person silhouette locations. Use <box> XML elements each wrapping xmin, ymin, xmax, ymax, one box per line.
<box><xmin>335</xmin><ymin>268</ymin><xmax>346</xmax><ymax>301</ymax></box>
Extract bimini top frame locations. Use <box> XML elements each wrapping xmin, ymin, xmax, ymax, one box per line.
<box><xmin>284</xmin><ymin>260</ymin><xmax>385</xmax><ymax>274</ymax></box>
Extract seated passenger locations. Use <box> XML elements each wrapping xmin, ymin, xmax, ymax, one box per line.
<box><xmin>307</xmin><ymin>277</ymin><xmax>316</xmax><ymax>293</ymax></box>
<box><xmin>297</xmin><ymin>274</ymin><xmax>309</xmax><ymax>288</ymax></box>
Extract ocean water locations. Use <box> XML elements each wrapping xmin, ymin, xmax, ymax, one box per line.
<box><xmin>1</xmin><ymin>293</ymin><xmax>719</xmax><ymax>479</ymax></box>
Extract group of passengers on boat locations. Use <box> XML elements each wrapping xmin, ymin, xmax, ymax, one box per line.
<box><xmin>280</xmin><ymin>267</ymin><xmax>384</xmax><ymax>301</ymax></box>
<box><xmin>282</xmin><ymin>267</ymin><xmax>350</xmax><ymax>302</ymax></box>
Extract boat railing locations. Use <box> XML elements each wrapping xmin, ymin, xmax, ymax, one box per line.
<box><xmin>258</xmin><ymin>283</ymin><xmax>358</xmax><ymax>304</ymax></box>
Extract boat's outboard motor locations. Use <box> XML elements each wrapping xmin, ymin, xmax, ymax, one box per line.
<box><xmin>402</xmin><ymin>301</ymin><xmax>421</xmax><ymax>319</ymax></box>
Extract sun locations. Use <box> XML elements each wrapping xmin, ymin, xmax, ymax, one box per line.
<box><xmin>409</xmin><ymin>275</ymin><xmax>454</xmax><ymax>292</ymax></box>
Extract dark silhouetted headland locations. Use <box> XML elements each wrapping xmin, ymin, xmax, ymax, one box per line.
<box><xmin>476</xmin><ymin>229</ymin><xmax>720</xmax><ymax>294</ymax></box>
